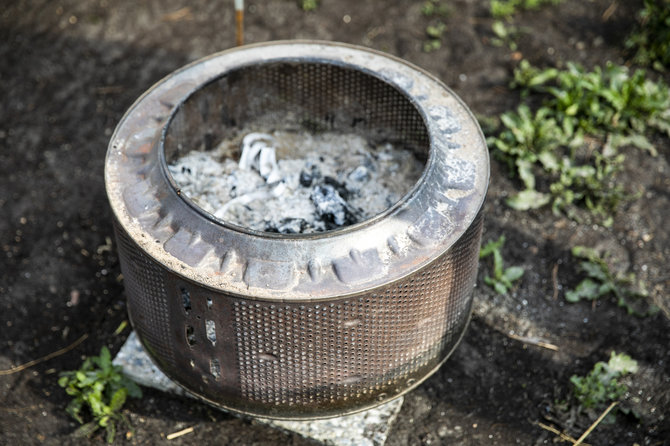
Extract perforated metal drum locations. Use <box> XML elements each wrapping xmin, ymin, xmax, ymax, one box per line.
<box><xmin>105</xmin><ymin>41</ymin><xmax>489</xmax><ymax>419</ymax></box>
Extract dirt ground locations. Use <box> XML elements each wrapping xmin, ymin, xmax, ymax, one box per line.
<box><xmin>1</xmin><ymin>0</ymin><xmax>668</xmax><ymax>445</ymax></box>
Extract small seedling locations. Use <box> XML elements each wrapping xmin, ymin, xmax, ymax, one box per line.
<box><xmin>421</xmin><ymin>0</ymin><xmax>448</xmax><ymax>53</ymax></box>
<box><xmin>423</xmin><ymin>21</ymin><xmax>447</xmax><ymax>52</ymax></box>
<box><xmin>490</xmin><ymin>20</ymin><xmax>523</xmax><ymax>50</ymax></box>
<box><xmin>565</xmin><ymin>246</ymin><xmax>657</xmax><ymax>316</ymax></box>
<box><xmin>479</xmin><ymin>235</ymin><xmax>524</xmax><ymax>294</ymax></box>
<box><xmin>425</xmin><ymin>22</ymin><xmax>446</xmax><ymax>39</ymax></box>
<box><xmin>570</xmin><ymin>351</ymin><xmax>638</xmax><ymax>420</ymax></box>
<box><xmin>421</xmin><ymin>0</ymin><xmax>449</xmax><ymax>17</ymax></box>
<box><xmin>625</xmin><ymin>0</ymin><xmax>670</xmax><ymax>70</ymax></box>
<box><xmin>490</xmin><ymin>0</ymin><xmax>562</xmax><ymax>19</ymax></box>
<box><xmin>490</xmin><ymin>0</ymin><xmax>517</xmax><ymax>19</ymax></box>
<box><xmin>59</xmin><ymin>346</ymin><xmax>142</xmax><ymax>443</ymax></box>
<box><xmin>299</xmin><ymin>0</ymin><xmax>319</xmax><ymax>11</ymax></box>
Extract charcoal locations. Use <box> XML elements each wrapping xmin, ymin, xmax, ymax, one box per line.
<box><xmin>265</xmin><ymin>218</ymin><xmax>310</xmax><ymax>234</ymax></box>
<box><xmin>299</xmin><ymin>171</ymin><xmax>313</xmax><ymax>187</ymax></box>
<box><xmin>311</xmin><ymin>184</ymin><xmax>349</xmax><ymax>228</ymax></box>
<box><xmin>278</xmin><ymin>218</ymin><xmax>308</xmax><ymax>234</ymax></box>
<box><xmin>263</xmin><ymin>224</ymin><xmax>280</xmax><ymax>233</ymax></box>
<box><xmin>323</xmin><ymin>176</ymin><xmax>349</xmax><ymax>200</ymax></box>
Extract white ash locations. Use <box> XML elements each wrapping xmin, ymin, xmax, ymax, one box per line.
<box><xmin>168</xmin><ymin>131</ymin><xmax>423</xmax><ymax>234</ymax></box>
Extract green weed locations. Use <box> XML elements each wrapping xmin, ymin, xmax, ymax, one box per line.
<box><xmin>59</xmin><ymin>346</ymin><xmax>142</xmax><ymax>443</ymax></box>
<box><xmin>490</xmin><ymin>0</ymin><xmax>562</xmax><ymax>19</ymax></box>
<box><xmin>487</xmin><ymin>60</ymin><xmax>670</xmax><ymax>222</ymax></box>
<box><xmin>490</xmin><ymin>104</ymin><xmax>624</xmax><ymax>221</ymax></box>
<box><xmin>566</xmin><ymin>246</ymin><xmax>658</xmax><ymax>316</ymax></box>
<box><xmin>479</xmin><ymin>235</ymin><xmax>524</xmax><ymax>294</ymax></box>
<box><xmin>570</xmin><ymin>351</ymin><xmax>638</xmax><ymax>420</ymax></box>
<box><xmin>625</xmin><ymin>0</ymin><xmax>670</xmax><ymax>70</ymax></box>
<box><xmin>513</xmin><ymin>60</ymin><xmax>670</xmax><ymax>148</ymax></box>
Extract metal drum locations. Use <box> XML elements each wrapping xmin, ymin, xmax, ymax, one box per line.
<box><xmin>105</xmin><ymin>41</ymin><xmax>488</xmax><ymax>419</ymax></box>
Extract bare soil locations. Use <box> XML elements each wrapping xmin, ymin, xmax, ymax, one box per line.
<box><xmin>1</xmin><ymin>1</ymin><xmax>668</xmax><ymax>445</ymax></box>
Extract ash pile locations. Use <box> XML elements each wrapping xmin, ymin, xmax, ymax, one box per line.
<box><xmin>169</xmin><ymin>131</ymin><xmax>423</xmax><ymax>234</ymax></box>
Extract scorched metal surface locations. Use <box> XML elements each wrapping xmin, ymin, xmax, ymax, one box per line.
<box><xmin>104</xmin><ymin>41</ymin><xmax>489</xmax><ymax>419</ymax></box>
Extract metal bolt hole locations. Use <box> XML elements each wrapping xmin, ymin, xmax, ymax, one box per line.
<box><xmin>181</xmin><ymin>287</ymin><xmax>191</xmax><ymax>314</ymax></box>
<box><xmin>258</xmin><ymin>352</ymin><xmax>278</xmax><ymax>361</ymax></box>
<box><xmin>210</xmin><ymin>359</ymin><xmax>221</xmax><ymax>379</ymax></box>
<box><xmin>186</xmin><ymin>324</ymin><xmax>196</xmax><ymax>346</ymax></box>
<box><xmin>206</xmin><ymin>320</ymin><xmax>216</xmax><ymax>345</ymax></box>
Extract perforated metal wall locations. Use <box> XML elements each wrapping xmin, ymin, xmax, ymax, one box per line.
<box><xmin>115</xmin><ymin>227</ymin><xmax>176</xmax><ymax>371</ymax></box>
<box><xmin>114</xmin><ymin>213</ymin><xmax>481</xmax><ymax>418</ymax></box>
<box><xmin>164</xmin><ymin>62</ymin><xmax>429</xmax><ymax>165</ymax></box>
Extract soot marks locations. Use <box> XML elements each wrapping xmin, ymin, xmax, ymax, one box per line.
<box><xmin>186</xmin><ymin>325</ymin><xmax>196</xmax><ymax>346</ymax></box>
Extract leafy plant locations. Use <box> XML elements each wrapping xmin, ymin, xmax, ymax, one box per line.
<box><xmin>487</xmin><ymin>60</ymin><xmax>670</xmax><ymax>221</ymax></box>
<box><xmin>570</xmin><ymin>351</ymin><xmax>638</xmax><ymax>420</ymax></box>
<box><xmin>565</xmin><ymin>246</ymin><xmax>657</xmax><ymax>316</ymax></box>
<box><xmin>513</xmin><ymin>60</ymin><xmax>670</xmax><ymax>149</ymax></box>
<box><xmin>489</xmin><ymin>104</ymin><xmax>624</xmax><ymax>220</ymax></box>
<box><xmin>625</xmin><ymin>0</ymin><xmax>670</xmax><ymax>70</ymax></box>
<box><xmin>59</xmin><ymin>346</ymin><xmax>142</xmax><ymax>443</ymax></box>
<box><xmin>490</xmin><ymin>0</ymin><xmax>562</xmax><ymax>19</ymax></box>
<box><xmin>479</xmin><ymin>235</ymin><xmax>524</xmax><ymax>294</ymax></box>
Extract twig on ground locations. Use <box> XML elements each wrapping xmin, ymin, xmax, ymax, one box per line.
<box><xmin>161</xmin><ymin>7</ymin><xmax>193</xmax><ymax>22</ymax></box>
<box><xmin>552</xmin><ymin>263</ymin><xmax>559</xmax><ymax>300</ymax></box>
<box><xmin>507</xmin><ymin>333</ymin><xmax>559</xmax><ymax>351</ymax></box>
<box><xmin>574</xmin><ymin>401</ymin><xmax>618</xmax><ymax>446</ymax></box>
<box><xmin>536</xmin><ymin>421</ymin><xmax>589</xmax><ymax>446</ymax></box>
<box><xmin>0</xmin><ymin>334</ymin><xmax>88</xmax><ymax>375</ymax></box>
<box><xmin>0</xmin><ymin>405</ymin><xmax>40</xmax><ymax>413</ymax></box>
<box><xmin>166</xmin><ymin>426</ymin><xmax>194</xmax><ymax>440</ymax></box>
<box><xmin>95</xmin><ymin>86</ymin><xmax>124</xmax><ymax>95</ymax></box>
<box><xmin>601</xmin><ymin>2</ymin><xmax>618</xmax><ymax>21</ymax></box>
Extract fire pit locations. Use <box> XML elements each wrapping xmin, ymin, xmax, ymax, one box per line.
<box><xmin>105</xmin><ymin>41</ymin><xmax>488</xmax><ymax>419</ymax></box>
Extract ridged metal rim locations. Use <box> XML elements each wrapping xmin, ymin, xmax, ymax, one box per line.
<box><xmin>104</xmin><ymin>40</ymin><xmax>489</xmax><ymax>301</ymax></box>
